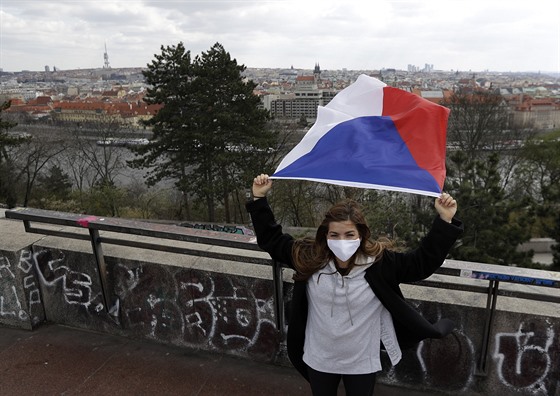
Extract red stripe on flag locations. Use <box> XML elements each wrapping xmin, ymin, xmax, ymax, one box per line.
<box><xmin>381</xmin><ymin>87</ymin><xmax>449</xmax><ymax>190</ymax></box>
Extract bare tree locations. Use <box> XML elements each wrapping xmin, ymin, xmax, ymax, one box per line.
<box><xmin>6</xmin><ymin>134</ymin><xmax>67</xmax><ymax>207</ymax></box>
<box><xmin>70</xmin><ymin>121</ymin><xmax>132</xmax><ymax>187</ymax></box>
<box><xmin>443</xmin><ymin>88</ymin><xmax>510</xmax><ymax>158</ymax></box>
<box><xmin>442</xmin><ymin>88</ymin><xmax>535</xmax><ymax>194</ymax></box>
<box><xmin>56</xmin><ymin>136</ymin><xmax>96</xmax><ymax>208</ymax></box>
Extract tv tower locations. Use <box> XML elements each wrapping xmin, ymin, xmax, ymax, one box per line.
<box><xmin>103</xmin><ymin>42</ymin><xmax>111</xmax><ymax>69</ymax></box>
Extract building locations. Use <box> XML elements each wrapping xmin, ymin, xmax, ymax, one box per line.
<box><xmin>266</xmin><ymin>64</ymin><xmax>338</xmax><ymax>120</ymax></box>
<box><xmin>510</xmin><ymin>97</ymin><xmax>560</xmax><ymax>130</ymax></box>
<box><xmin>50</xmin><ymin>100</ymin><xmax>161</xmax><ymax>126</ymax></box>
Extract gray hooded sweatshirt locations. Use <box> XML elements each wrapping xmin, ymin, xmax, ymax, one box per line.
<box><xmin>303</xmin><ymin>255</ymin><xmax>402</xmax><ymax>374</ymax></box>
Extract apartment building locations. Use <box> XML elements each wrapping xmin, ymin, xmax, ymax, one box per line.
<box><xmin>511</xmin><ymin>97</ymin><xmax>560</xmax><ymax>130</ymax></box>
<box><xmin>267</xmin><ymin>71</ymin><xmax>338</xmax><ymax>120</ymax></box>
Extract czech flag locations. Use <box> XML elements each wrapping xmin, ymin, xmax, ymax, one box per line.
<box><xmin>271</xmin><ymin>74</ymin><xmax>450</xmax><ymax>197</ymax></box>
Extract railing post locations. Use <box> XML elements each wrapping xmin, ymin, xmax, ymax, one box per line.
<box><xmin>272</xmin><ymin>260</ymin><xmax>286</xmax><ymax>338</ymax></box>
<box><xmin>88</xmin><ymin>229</ymin><xmax>119</xmax><ymax>322</ymax></box>
<box><xmin>476</xmin><ymin>279</ymin><xmax>499</xmax><ymax>375</ymax></box>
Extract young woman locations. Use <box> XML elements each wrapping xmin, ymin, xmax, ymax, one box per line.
<box><xmin>246</xmin><ymin>174</ymin><xmax>463</xmax><ymax>396</ymax></box>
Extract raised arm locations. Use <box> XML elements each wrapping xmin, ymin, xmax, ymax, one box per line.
<box><xmin>246</xmin><ymin>174</ymin><xmax>295</xmax><ymax>268</ymax></box>
<box><xmin>390</xmin><ymin>193</ymin><xmax>463</xmax><ymax>283</ymax></box>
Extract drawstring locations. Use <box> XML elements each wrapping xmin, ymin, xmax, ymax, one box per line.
<box><xmin>317</xmin><ymin>269</ymin><xmax>337</xmax><ymax>285</ymax></box>
<box><xmin>318</xmin><ymin>270</ymin><xmax>354</xmax><ymax>326</ymax></box>
<box><xmin>330</xmin><ymin>277</ymin><xmax>336</xmax><ymax>318</ymax></box>
<box><xmin>316</xmin><ymin>269</ymin><xmax>338</xmax><ymax>320</ymax></box>
<box><xmin>345</xmin><ymin>281</ymin><xmax>354</xmax><ymax>326</ymax></box>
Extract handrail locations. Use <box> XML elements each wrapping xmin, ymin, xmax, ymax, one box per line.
<box><xmin>5</xmin><ymin>207</ymin><xmax>268</xmax><ymax>324</ymax></box>
<box><xmin>5</xmin><ymin>207</ymin><xmax>261</xmax><ymax>251</ymax></box>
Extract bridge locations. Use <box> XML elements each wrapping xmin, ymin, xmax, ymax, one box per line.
<box><xmin>1</xmin><ymin>208</ymin><xmax>559</xmax><ymax>395</ymax></box>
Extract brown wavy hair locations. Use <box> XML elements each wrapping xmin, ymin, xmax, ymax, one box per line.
<box><xmin>292</xmin><ymin>199</ymin><xmax>393</xmax><ymax>281</ymax></box>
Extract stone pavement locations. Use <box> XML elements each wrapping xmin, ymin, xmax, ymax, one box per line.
<box><xmin>0</xmin><ymin>324</ymin><xmax>434</xmax><ymax>395</ymax></box>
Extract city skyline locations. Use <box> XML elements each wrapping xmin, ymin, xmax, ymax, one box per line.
<box><xmin>1</xmin><ymin>0</ymin><xmax>559</xmax><ymax>74</ymax></box>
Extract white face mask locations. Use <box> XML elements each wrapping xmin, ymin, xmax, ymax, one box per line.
<box><xmin>327</xmin><ymin>238</ymin><xmax>361</xmax><ymax>262</ymax></box>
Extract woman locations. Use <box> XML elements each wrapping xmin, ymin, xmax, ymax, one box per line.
<box><xmin>246</xmin><ymin>174</ymin><xmax>463</xmax><ymax>396</ymax></box>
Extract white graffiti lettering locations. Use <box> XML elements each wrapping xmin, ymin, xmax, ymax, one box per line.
<box><xmin>34</xmin><ymin>250</ymin><xmax>94</xmax><ymax>307</ymax></box>
<box><xmin>0</xmin><ymin>256</ymin><xmax>15</xmax><ymax>279</ymax></box>
<box><xmin>494</xmin><ymin>323</ymin><xmax>555</xmax><ymax>395</ymax></box>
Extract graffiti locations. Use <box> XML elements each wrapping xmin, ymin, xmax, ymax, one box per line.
<box><xmin>34</xmin><ymin>250</ymin><xmax>96</xmax><ymax>308</ymax></box>
<box><xmin>416</xmin><ymin>327</ymin><xmax>476</xmax><ymax>391</ymax></box>
<box><xmin>1</xmin><ymin>247</ymin><xmax>103</xmax><ymax>325</ymax></box>
<box><xmin>380</xmin><ymin>302</ymin><xmax>560</xmax><ymax>395</ymax></box>
<box><xmin>18</xmin><ymin>250</ymin><xmax>42</xmax><ymax>324</ymax></box>
<box><xmin>114</xmin><ymin>263</ymin><xmax>278</xmax><ymax>357</ymax></box>
<box><xmin>0</xmin><ymin>256</ymin><xmax>16</xmax><ymax>279</ymax></box>
<box><xmin>177</xmin><ymin>271</ymin><xmax>276</xmax><ymax>351</ymax></box>
<box><xmin>0</xmin><ymin>285</ymin><xmax>25</xmax><ymax>320</ymax></box>
<box><xmin>494</xmin><ymin>323</ymin><xmax>556</xmax><ymax>395</ymax></box>
<box><xmin>386</xmin><ymin>301</ymin><xmax>476</xmax><ymax>392</ymax></box>
<box><xmin>116</xmin><ymin>265</ymin><xmax>183</xmax><ymax>341</ymax></box>
<box><xmin>179</xmin><ymin>222</ymin><xmax>254</xmax><ymax>236</ymax></box>
<box><xmin>0</xmin><ymin>254</ymin><xmax>28</xmax><ymax>321</ymax></box>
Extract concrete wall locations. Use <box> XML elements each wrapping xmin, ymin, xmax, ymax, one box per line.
<box><xmin>0</xmin><ymin>216</ymin><xmax>46</xmax><ymax>330</ymax></box>
<box><xmin>1</xmin><ymin>211</ymin><xmax>559</xmax><ymax>395</ymax></box>
<box><xmin>380</xmin><ymin>298</ymin><xmax>559</xmax><ymax>395</ymax></box>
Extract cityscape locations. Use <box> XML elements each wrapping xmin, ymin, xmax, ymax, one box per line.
<box><xmin>1</xmin><ymin>55</ymin><xmax>559</xmax><ymax>133</ymax></box>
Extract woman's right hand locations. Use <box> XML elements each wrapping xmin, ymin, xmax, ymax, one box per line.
<box><xmin>252</xmin><ymin>174</ymin><xmax>272</xmax><ymax>199</ymax></box>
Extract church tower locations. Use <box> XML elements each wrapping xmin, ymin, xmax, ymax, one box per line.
<box><xmin>313</xmin><ymin>63</ymin><xmax>321</xmax><ymax>83</ymax></box>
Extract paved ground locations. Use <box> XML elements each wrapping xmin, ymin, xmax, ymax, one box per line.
<box><xmin>0</xmin><ymin>324</ymin><xmax>434</xmax><ymax>395</ymax></box>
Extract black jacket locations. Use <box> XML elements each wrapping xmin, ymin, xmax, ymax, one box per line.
<box><xmin>246</xmin><ymin>197</ymin><xmax>464</xmax><ymax>381</ymax></box>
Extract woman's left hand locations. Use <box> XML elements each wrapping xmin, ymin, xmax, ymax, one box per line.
<box><xmin>435</xmin><ymin>193</ymin><xmax>457</xmax><ymax>223</ymax></box>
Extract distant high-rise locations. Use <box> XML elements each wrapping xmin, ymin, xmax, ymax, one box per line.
<box><xmin>103</xmin><ymin>43</ymin><xmax>111</xmax><ymax>69</ymax></box>
<box><xmin>424</xmin><ymin>63</ymin><xmax>434</xmax><ymax>72</ymax></box>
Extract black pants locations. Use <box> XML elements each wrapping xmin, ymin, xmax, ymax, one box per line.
<box><xmin>307</xmin><ymin>366</ymin><xmax>376</xmax><ymax>396</ymax></box>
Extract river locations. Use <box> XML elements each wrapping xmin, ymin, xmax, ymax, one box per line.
<box><xmin>11</xmin><ymin>123</ymin><xmax>175</xmax><ymax>190</ymax></box>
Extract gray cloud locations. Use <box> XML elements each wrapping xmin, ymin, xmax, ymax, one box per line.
<box><xmin>0</xmin><ymin>0</ymin><xmax>558</xmax><ymax>72</ymax></box>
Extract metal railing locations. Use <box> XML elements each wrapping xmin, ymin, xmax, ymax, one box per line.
<box><xmin>5</xmin><ymin>206</ymin><xmax>560</xmax><ymax>376</ymax></box>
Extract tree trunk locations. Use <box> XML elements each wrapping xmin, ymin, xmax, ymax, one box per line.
<box><xmin>224</xmin><ymin>190</ymin><xmax>230</xmax><ymax>223</ymax></box>
<box><xmin>183</xmin><ymin>191</ymin><xmax>191</xmax><ymax>220</ymax></box>
<box><xmin>222</xmin><ymin>167</ymin><xmax>230</xmax><ymax>223</ymax></box>
<box><xmin>207</xmin><ymin>194</ymin><xmax>215</xmax><ymax>222</ymax></box>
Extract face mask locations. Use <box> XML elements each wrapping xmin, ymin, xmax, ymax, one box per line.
<box><xmin>327</xmin><ymin>239</ymin><xmax>361</xmax><ymax>262</ymax></box>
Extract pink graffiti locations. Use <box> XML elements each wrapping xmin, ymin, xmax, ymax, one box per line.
<box><xmin>76</xmin><ymin>216</ymin><xmax>98</xmax><ymax>228</ymax></box>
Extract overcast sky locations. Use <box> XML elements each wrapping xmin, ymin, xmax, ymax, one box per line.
<box><xmin>1</xmin><ymin>0</ymin><xmax>559</xmax><ymax>74</ymax></box>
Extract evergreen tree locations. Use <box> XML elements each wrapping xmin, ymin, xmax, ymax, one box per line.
<box><xmin>552</xmin><ymin>214</ymin><xmax>560</xmax><ymax>270</ymax></box>
<box><xmin>517</xmin><ymin>137</ymin><xmax>560</xmax><ymax>270</ymax></box>
<box><xmin>36</xmin><ymin>165</ymin><xmax>73</xmax><ymax>201</ymax></box>
<box><xmin>0</xmin><ymin>101</ymin><xmax>19</xmax><ymax>149</ymax></box>
<box><xmin>0</xmin><ymin>100</ymin><xmax>26</xmax><ymax>207</ymax></box>
<box><xmin>130</xmin><ymin>42</ymin><xmax>196</xmax><ymax>187</ymax></box>
<box><xmin>131</xmin><ymin>42</ymin><xmax>275</xmax><ymax>222</ymax></box>
<box><xmin>447</xmin><ymin>153</ymin><xmax>533</xmax><ymax>265</ymax></box>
